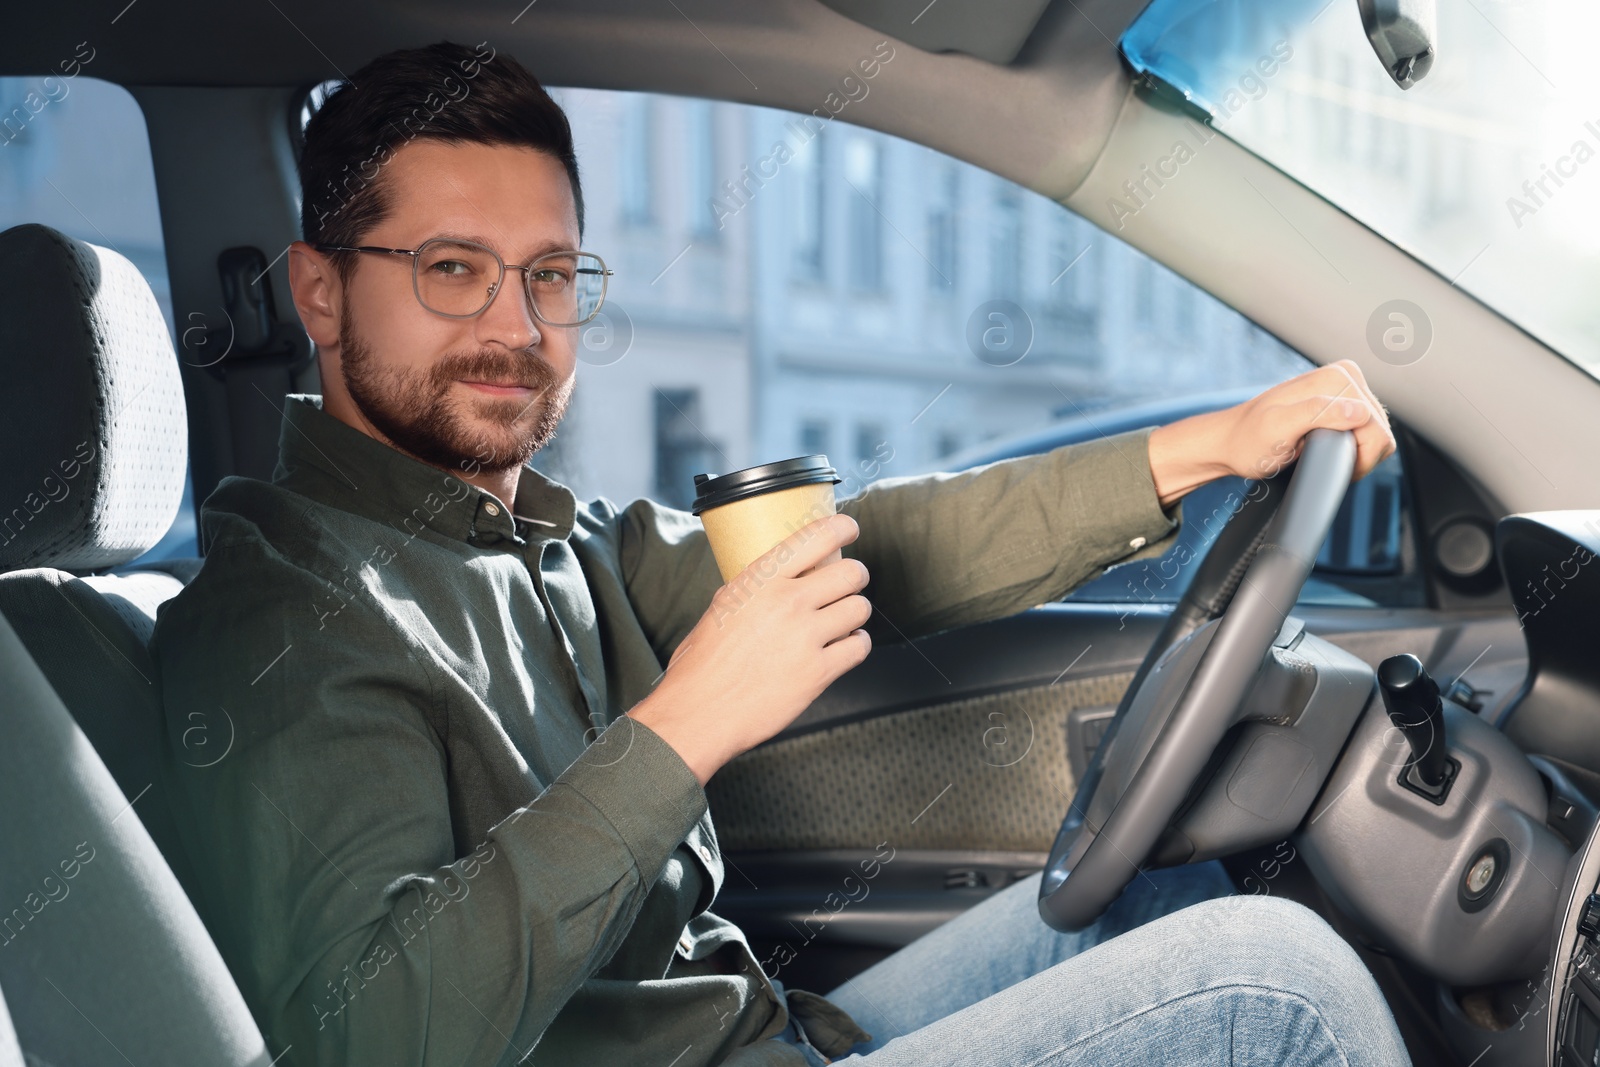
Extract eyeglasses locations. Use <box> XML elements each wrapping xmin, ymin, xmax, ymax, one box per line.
<box><xmin>315</xmin><ymin>238</ymin><xmax>613</xmax><ymax>327</ymax></box>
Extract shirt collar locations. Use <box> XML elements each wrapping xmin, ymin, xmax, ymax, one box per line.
<box><xmin>271</xmin><ymin>394</ymin><xmax>577</xmax><ymax>546</ymax></box>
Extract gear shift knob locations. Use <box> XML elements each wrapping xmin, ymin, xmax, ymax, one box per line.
<box><xmin>1378</xmin><ymin>653</ymin><xmax>1450</xmax><ymax>791</ymax></box>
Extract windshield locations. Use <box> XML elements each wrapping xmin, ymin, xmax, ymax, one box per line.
<box><xmin>1122</xmin><ymin>0</ymin><xmax>1600</xmax><ymax>376</ymax></box>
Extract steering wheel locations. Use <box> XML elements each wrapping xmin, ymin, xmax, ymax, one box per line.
<box><xmin>1038</xmin><ymin>428</ymin><xmax>1358</xmax><ymax>931</ymax></box>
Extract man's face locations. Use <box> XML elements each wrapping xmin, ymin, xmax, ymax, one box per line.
<box><xmin>327</xmin><ymin>140</ymin><xmax>581</xmax><ymax>475</ymax></box>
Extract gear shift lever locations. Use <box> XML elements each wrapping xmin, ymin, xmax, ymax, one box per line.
<box><xmin>1378</xmin><ymin>653</ymin><xmax>1457</xmax><ymax>800</ymax></box>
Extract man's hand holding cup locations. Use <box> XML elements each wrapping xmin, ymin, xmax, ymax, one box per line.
<box><xmin>628</xmin><ymin>512</ymin><xmax>871</xmax><ymax>786</ymax></box>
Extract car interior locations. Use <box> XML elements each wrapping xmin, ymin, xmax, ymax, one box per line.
<box><xmin>3</xmin><ymin>0</ymin><xmax>1599</xmax><ymax>1065</ymax></box>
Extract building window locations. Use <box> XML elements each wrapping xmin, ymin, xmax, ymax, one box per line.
<box><xmin>791</xmin><ymin>132</ymin><xmax>825</xmax><ymax>280</ymax></box>
<box><xmin>843</xmin><ymin>136</ymin><xmax>883</xmax><ymax>291</ymax></box>
<box><xmin>621</xmin><ymin>95</ymin><xmax>655</xmax><ymax>226</ymax></box>
<box><xmin>799</xmin><ymin>418</ymin><xmax>831</xmax><ymax>458</ymax></box>
<box><xmin>1069</xmin><ymin>243</ymin><xmax>1098</xmax><ymax>307</ymax></box>
<box><xmin>1133</xmin><ymin>257</ymin><xmax>1157</xmax><ymax>329</ymax></box>
<box><xmin>1052</xmin><ymin>215</ymin><xmax>1093</xmax><ymax>308</ymax></box>
<box><xmin>686</xmin><ymin>100</ymin><xmax>718</xmax><ymax>238</ymax></box>
<box><xmin>653</xmin><ymin>388</ymin><xmax>719</xmax><ymax>509</ymax></box>
<box><xmin>992</xmin><ymin>186</ymin><xmax>1022</xmax><ymax>298</ymax></box>
<box><xmin>927</xmin><ymin>163</ymin><xmax>958</xmax><ymax>290</ymax></box>
<box><xmin>854</xmin><ymin>422</ymin><xmax>885</xmax><ymax>465</ymax></box>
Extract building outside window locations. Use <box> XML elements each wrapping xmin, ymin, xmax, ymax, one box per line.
<box><xmin>991</xmin><ymin>186</ymin><xmax>1022</xmax><ymax>298</ymax></box>
<box><xmin>686</xmin><ymin>100</ymin><xmax>718</xmax><ymax>239</ymax></box>
<box><xmin>854</xmin><ymin>422</ymin><xmax>885</xmax><ymax>465</ymax></box>
<box><xmin>843</xmin><ymin>136</ymin><xmax>883</xmax><ymax>291</ymax></box>
<box><xmin>1052</xmin><ymin>214</ymin><xmax>1093</xmax><ymax>307</ymax></box>
<box><xmin>1133</xmin><ymin>257</ymin><xmax>1157</xmax><ymax>329</ymax></box>
<box><xmin>791</xmin><ymin>132</ymin><xmax>825</xmax><ymax>280</ymax></box>
<box><xmin>799</xmin><ymin>418</ymin><xmax>831</xmax><ymax>459</ymax></box>
<box><xmin>927</xmin><ymin>162</ymin><xmax>958</xmax><ymax>290</ymax></box>
<box><xmin>621</xmin><ymin>95</ymin><xmax>655</xmax><ymax>226</ymax></box>
<box><xmin>653</xmin><ymin>388</ymin><xmax>720</xmax><ymax>509</ymax></box>
<box><xmin>1174</xmin><ymin>287</ymin><xmax>1196</xmax><ymax>336</ymax></box>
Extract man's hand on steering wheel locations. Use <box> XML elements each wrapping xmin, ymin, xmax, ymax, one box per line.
<box><xmin>1146</xmin><ymin>359</ymin><xmax>1398</xmax><ymax>507</ymax></box>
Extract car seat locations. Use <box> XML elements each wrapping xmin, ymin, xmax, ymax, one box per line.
<box><xmin>0</xmin><ymin>223</ymin><xmax>272</xmax><ymax>1065</ymax></box>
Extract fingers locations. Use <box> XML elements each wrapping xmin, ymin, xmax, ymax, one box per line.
<box><xmin>815</xmin><ymin>592</ymin><xmax>873</xmax><ymax>642</ymax></box>
<box><xmin>1266</xmin><ymin>362</ymin><xmax>1393</xmax><ymax>471</ymax></box>
<box><xmin>1324</xmin><ymin>360</ymin><xmax>1396</xmax><ymax>480</ymax></box>
<box><xmin>1326</xmin><ymin>359</ymin><xmax>1380</xmax><ymax>411</ymax></box>
<box><xmin>1309</xmin><ymin>361</ymin><xmax>1394</xmax><ymax>479</ymax></box>
<box><xmin>822</xmin><ymin>627</ymin><xmax>872</xmax><ymax>674</ymax></box>
<box><xmin>1294</xmin><ymin>392</ymin><xmax>1387</xmax><ymax>477</ymax></box>
<box><xmin>797</xmin><ymin>555</ymin><xmax>870</xmax><ymax>609</ymax></box>
<box><xmin>763</xmin><ymin>513</ymin><xmax>861</xmax><ymax>581</ymax></box>
<box><xmin>1295</xmin><ymin>391</ymin><xmax>1373</xmax><ymax>433</ymax></box>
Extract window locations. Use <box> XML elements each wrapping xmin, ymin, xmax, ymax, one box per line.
<box><xmin>854</xmin><ymin>422</ymin><xmax>885</xmax><ymax>466</ymax></box>
<box><xmin>991</xmin><ymin>187</ymin><xmax>1022</xmax><ymax>298</ymax></box>
<box><xmin>843</xmin><ymin>136</ymin><xmax>882</xmax><ymax>291</ymax></box>
<box><xmin>1122</xmin><ymin>0</ymin><xmax>1600</xmax><ymax>375</ymax></box>
<box><xmin>653</xmin><ymin>388</ymin><xmax>722</xmax><ymax>510</ymax></box>
<box><xmin>791</xmin><ymin>132</ymin><xmax>825</xmax><ymax>280</ymax></box>
<box><xmin>926</xmin><ymin>163</ymin><xmax>958</xmax><ymax>290</ymax></box>
<box><xmin>799</xmin><ymin>419</ymin><xmax>830</xmax><ymax>458</ymax></box>
<box><xmin>686</xmin><ymin>100</ymin><xmax>718</xmax><ymax>238</ymax></box>
<box><xmin>1051</xmin><ymin>217</ymin><xmax>1085</xmax><ymax>306</ymax></box>
<box><xmin>548</xmin><ymin>87</ymin><xmax>1412</xmax><ymax>607</ymax></box>
<box><xmin>1133</xmin><ymin>258</ymin><xmax>1156</xmax><ymax>329</ymax></box>
<box><xmin>1055</xmin><ymin>219</ymin><xmax>1098</xmax><ymax>311</ymax></box>
<box><xmin>620</xmin><ymin>95</ymin><xmax>655</xmax><ymax>226</ymax></box>
<box><xmin>1</xmin><ymin>77</ymin><xmax>172</xmax><ymax>332</ymax></box>
<box><xmin>1174</xmin><ymin>287</ymin><xmax>1196</xmax><ymax>336</ymax></box>
<box><xmin>1330</xmin><ymin>56</ymin><xmax>1352</xmax><ymax>157</ymax></box>
<box><xmin>0</xmin><ymin>75</ymin><xmax>195</xmax><ymax>562</ymax></box>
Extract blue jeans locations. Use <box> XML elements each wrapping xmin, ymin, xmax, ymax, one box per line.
<box><xmin>770</xmin><ymin>862</ymin><xmax>1410</xmax><ymax>1065</ymax></box>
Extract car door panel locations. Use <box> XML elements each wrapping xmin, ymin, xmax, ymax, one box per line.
<box><xmin>706</xmin><ymin>603</ymin><xmax>1525</xmax><ymax>991</ymax></box>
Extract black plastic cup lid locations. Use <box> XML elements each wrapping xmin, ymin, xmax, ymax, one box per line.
<box><xmin>690</xmin><ymin>455</ymin><xmax>841</xmax><ymax>515</ymax></box>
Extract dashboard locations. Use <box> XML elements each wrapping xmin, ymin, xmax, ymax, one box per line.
<box><xmin>1486</xmin><ymin>513</ymin><xmax>1600</xmax><ymax>1066</ymax></box>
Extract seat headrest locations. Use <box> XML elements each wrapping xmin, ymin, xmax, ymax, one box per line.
<box><xmin>0</xmin><ymin>224</ymin><xmax>188</xmax><ymax>572</ymax></box>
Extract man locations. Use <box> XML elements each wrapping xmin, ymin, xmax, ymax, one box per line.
<box><xmin>153</xmin><ymin>41</ymin><xmax>1408</xmax><ymax>1067</ymax></box>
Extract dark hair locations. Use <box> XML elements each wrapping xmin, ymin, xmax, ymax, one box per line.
<box><xmin>298</xmin><ymin>41</ymin><xmax>584</xmax><ymax>278</ymax></box>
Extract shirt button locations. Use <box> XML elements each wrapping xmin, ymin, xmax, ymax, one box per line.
<box><xmin>484</xmin><ymin>501</ymin><xmax>501</xmax><ymax>517</ymax></box>
<box><xmin>1129</xmin><ymin>536</ymin><xmax>1147</xmax><ymax>550</ymax></box>
<box><xmin>696</xmin><ymin>844</ymin><xmax>715</xmax><ymax>865</ymax></box>
<box><xmin>678</xmin><ymin>933</ymin><xmax>693</xmax><ymax>954</ymax></box>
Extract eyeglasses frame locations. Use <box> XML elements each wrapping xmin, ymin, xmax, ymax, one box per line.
<box><xmin>314</xmin><ymin>238</ymin><xmax>614</xmax><ymax>327</ymax></box>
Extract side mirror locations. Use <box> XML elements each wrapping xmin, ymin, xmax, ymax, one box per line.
<box><xmin>1357</xmin><ymin>0</ymin><xmax>1437</xmax><ymax>89</ymax></box>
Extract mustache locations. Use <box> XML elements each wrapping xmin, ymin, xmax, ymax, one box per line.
<box><xmin>430</xmin><ymin>349</ymin><xmax>559</xmax><ymax>392</ymax></box>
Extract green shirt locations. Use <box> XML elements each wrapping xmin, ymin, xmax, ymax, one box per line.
<box><xmin>152</xmin><ymin>395</ymin><xmax>1180</xmax><ymax>1067</ymax></box>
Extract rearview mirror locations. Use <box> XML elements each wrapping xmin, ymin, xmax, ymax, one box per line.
<box><xmin>1357</xmin><ymin>0</ymin><xmax>1437</xmax><ymax>89</ymax></box>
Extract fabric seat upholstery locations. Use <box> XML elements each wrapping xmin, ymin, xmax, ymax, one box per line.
<box><xmin>0</xmin><ymin>222</ymin><xmax>269</xmax><ymax>1064</ymax></box>
<box><xmin>0</xmin><ymin>611</ymin><xmax>272</xmax><ymax>1066</ymax></box>
<box><xmin>0</xmin><ymin>223</ymin><xmax>199</xmax><ymax>888</ymax></box>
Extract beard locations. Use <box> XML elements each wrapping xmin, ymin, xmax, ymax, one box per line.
<box><xmin>337</xmin><ymin>304</ymin><xmax>573</xmax><ymax>475</ymax></box>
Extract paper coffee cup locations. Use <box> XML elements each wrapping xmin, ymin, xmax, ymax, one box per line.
<box><xmin>691</xmin><ymin>455</ymin><xmax>843</xmax><ymax>582</ymax></box>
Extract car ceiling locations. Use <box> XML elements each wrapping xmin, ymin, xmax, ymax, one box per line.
<box><xmin>0</xmin><ymin>0</ymin><xmax>1144</xmax><ymax>200</ymax></box>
